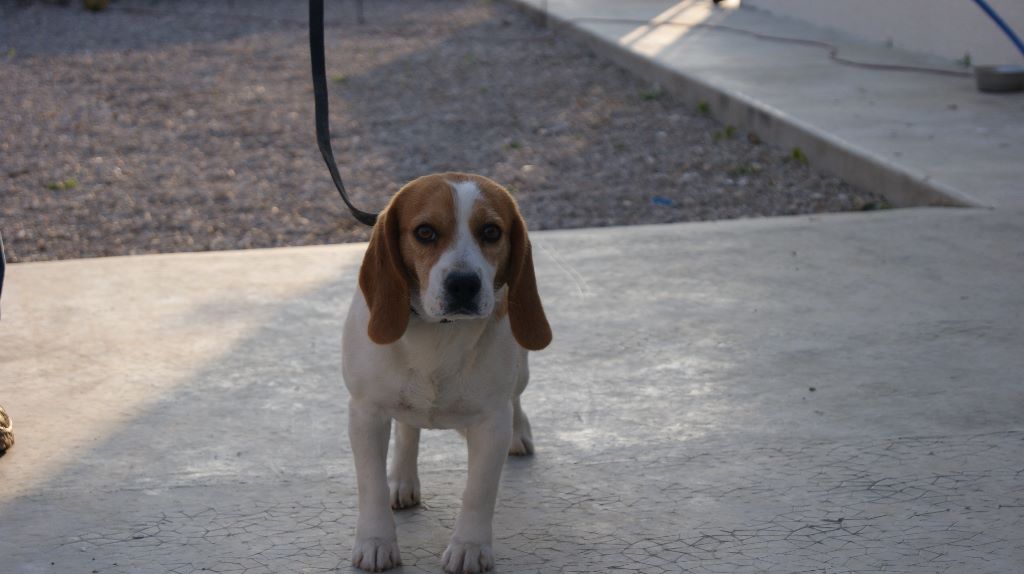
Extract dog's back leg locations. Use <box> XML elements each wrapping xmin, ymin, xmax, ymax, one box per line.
<box><xmin>509</xmin><ymin>349</ymin><xmax>534</xmax><ymax>456</ymax></box>
<box><xmin>389</xmin><ymin>421</ymin><xmax>422</xmax><ymax>509</ymax></box>
<box><xmin>509</xmin><ymin>397</ymin><xmax>534</xmax><ymax>456</ymax></box>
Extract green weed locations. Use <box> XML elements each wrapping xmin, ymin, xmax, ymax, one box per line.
<box><xmin>789</xmin><ymin>147</ymin><xmax>808</xmax><ymax>165</ymax></box>
<box><xmin>727</xmin><ymin>164</ymin><xmax>753</xmax><ymax>177</ymax></box>
<box><xmin>861</xmin><ymin>199</ymin><xmax>893</xmax><ymax>211</ymax></box>
<box><xmin>640</xmin><ymin>87</ymin><xmax>665</xmax><ymax>101</ymax></box>
<box><xmin>47</xmin><ymin>177</ymin><xmax>78</xmax><ymax>191</ymax></box>
<box><xmin>713</xmin><ymin>126</ymin><xmax>736</xmax><ymax>142</ymax></box>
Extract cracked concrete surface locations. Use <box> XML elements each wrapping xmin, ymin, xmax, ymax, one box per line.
<box><xmin>2</xmin><ymin>208</ymin><xmax>1023</xmax><ymax>572</ymax></box>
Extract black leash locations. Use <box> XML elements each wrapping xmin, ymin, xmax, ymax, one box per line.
<box><xmin>309</xmin><ymin>0</ymin><xmax>378</xmax><ymax>227</ymax></box>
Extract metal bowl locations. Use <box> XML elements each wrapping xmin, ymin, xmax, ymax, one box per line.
<box><xmin>974</xmin><ymin>65</ymin><xmax>1024</xmax><ymax>93</ymax></box>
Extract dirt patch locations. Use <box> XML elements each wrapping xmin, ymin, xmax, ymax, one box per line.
<box><xmin>0</xmin><ymin>0</ymin><xmax>884</xmax><ymax>263</ymax></box>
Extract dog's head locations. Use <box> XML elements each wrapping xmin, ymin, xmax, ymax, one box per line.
<box><xmin>358</xmin><ymin>173</ymin><xmax>551</xmax><ymax>350</ymax></box>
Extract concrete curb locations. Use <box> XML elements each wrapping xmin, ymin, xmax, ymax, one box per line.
<box><xmin>505</xmin><ymin>0</ymin><xmax>983</xmax><ymax>209</ymax></box>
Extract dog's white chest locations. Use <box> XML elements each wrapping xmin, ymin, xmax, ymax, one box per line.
<box><xmin>395</xmin><ymin>324</ymin><xmax>517</xmax><ymax>428</ymax></box>
<box><xmin>343</xmin><ymin>295</ymin><xmax>520</xmax><ymax>429</ymax></box>
<box><xmin>392</xmin><ymin>371</ymin><xmax>486</xmax><ymax>428</ymax></box>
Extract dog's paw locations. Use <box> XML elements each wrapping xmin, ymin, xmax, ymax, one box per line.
<box><xmin>389</xmin><ymin>476</ymin><xmax>421</xmax><ymax>510</ymax></box>
<box><xmin>508</xmin><ymin>429</ymin><xmax>534</xmax><ymax>456</ymax></box>
<box><xmin>441</xmin><ymin>540</ymin><xmax>494</xmax><ymax>574</ymax></box>
<box><xmin>351</xmin><ymin>537</ymin><xmax>401</xmax><ymax>572</ymax></box>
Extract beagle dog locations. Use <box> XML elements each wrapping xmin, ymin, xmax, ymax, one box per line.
<box><xmin>341</xmin><ymin>173</ymin><xmax>552</xmax><ymax>573</ymax></box>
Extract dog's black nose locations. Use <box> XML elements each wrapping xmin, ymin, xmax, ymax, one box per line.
<box><xmin>444</xmin><ymin>271</ymin><xmax>481</xmax><ymax>310</ymax></box>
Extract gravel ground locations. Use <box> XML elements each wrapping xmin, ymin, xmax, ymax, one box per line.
<box><xmin>0</xmin><ymin>0</ymin><xmax>885</xmax><ymax>263</ymax></box>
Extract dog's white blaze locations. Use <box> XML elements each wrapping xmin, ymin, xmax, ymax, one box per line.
<box><xmin>422</xmin><ymin>179</ymin><xmax>496</xmax><ymax>318</ymax></box>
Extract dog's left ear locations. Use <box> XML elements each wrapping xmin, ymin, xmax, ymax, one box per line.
<box><xmin>506</xmin><ymin>213</ymin><xmax>552</xmax><ymax>351</ymax></box>
<box><xmin>359</xmin><ymin>205</ymin><xmax>410</xmax><ymax>345</ymax></box>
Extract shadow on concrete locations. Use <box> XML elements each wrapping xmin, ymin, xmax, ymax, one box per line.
<box><xmin>0</xmin><ymin>244</ymin><xmax>641</xmax><ymax>573</ymax></box>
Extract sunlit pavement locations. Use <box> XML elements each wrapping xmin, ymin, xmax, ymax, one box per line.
<box><xmin>2</xmin><ymin>206</ymin><xmax>1023</xmax><ymax>573</ymax></box>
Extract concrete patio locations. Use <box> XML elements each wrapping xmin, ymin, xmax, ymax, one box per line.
<box><xmin>3</xmin><ymin>1</ymin><xmax>1024</xmax><ymax>573</ymax></box>
<box><xmin>2</xmin><ymin>207</ymin><xmax>1023</xmax><ymax>573</ymax></box>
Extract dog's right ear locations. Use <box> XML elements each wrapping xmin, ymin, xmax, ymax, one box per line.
<box><xmin>506</xmin><ymin>211</ymin><xmax>552</xmax><ymax>351</ymax></box>
<box><xmin>358</xmin><ymin>206</ymin><xmax>410</xmax><ymax>345</ymax></box>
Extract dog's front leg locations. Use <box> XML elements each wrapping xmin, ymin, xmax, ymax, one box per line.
<box><xmin>349</xmin><ymin>402</ymin><xmax>402</xmax><ymax>571</ymax></box>
<box><xmin>442</xmin><ymin>402</ymin><xmax>513</xmax><ymax>574</ymax></box>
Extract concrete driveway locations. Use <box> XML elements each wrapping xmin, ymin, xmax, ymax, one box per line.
<box><xmin>2</xmin><ymin>207</ymin><xmax>1022</xmax><ymax>573</ymax></box>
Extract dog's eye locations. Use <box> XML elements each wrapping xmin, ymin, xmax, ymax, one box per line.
<box><xmin>414</xmin><ymin>224</ymin><xmax>438</xmax><ymax>243</ymax></box>
<box><xmin>481</xmin><ymin>224</ymin><xmax>502</xmax><ymax>243</ymax></box>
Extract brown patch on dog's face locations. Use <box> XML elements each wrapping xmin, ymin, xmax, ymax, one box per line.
<box><xmin>460</xmin><ymin>174</ymin><xmax>552</xmax><ymax>350</ymax></box>
<box><xmin>394</xmin><ymin>175</ymin><xmax>456</xmax><ymax>293</ymax></box>
<box><xmin>464</xmin><ymin>175</ymin><xmax>516</xmax><ymax>288</ymax></box>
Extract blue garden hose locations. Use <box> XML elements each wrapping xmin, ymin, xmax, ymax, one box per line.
<box><xmin>972</xmin><ymin>0</ymin><xmax>1024</xmax><ymax>59</ymax></box>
